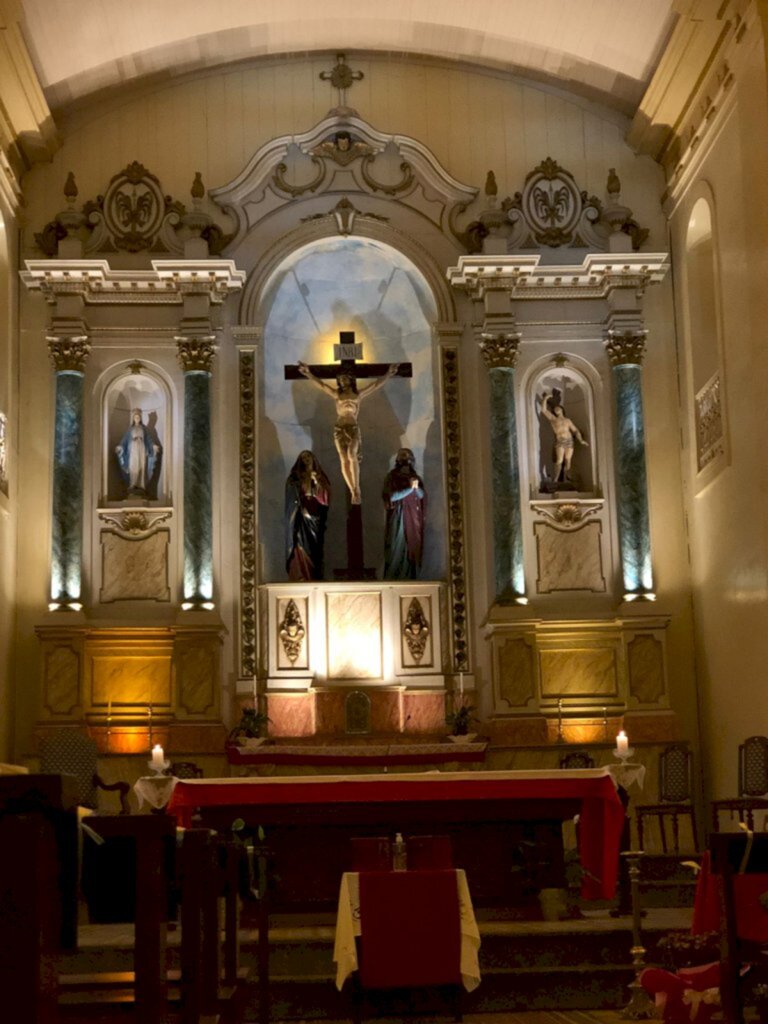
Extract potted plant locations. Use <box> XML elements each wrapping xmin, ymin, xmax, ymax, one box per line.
<box><xmin>228</xmin><ymin>707</ymin><xmax>271</xmax><ymax>748</ymax></box>
<box><xmin>446</xmin><ymin>701</ymin><xmax>478</xmax><ymax>743</ymax></box>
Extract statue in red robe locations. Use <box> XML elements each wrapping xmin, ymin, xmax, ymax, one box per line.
<box><xmin>382</xmin><ymin>448</ymin><xmax>426</xmax><ymax>580</ymax></box>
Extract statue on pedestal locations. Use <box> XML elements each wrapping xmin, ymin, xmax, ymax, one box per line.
<box><xmin>285</xmin><ymin>450</ymin><xmax>331</xmax><ymax>580</ymax></box>
<box><xmin>115</xmin><ymin>408</ymin><xmax>161</xmax><ymax>497</ymax></box>
<box><xmin>382</xmin><ymin>447</ymin><xmax>426</xmax><ymax>579</ymax></box>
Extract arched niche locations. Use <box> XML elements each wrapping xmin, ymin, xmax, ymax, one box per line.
<box><xmin>258</xmin><ymin>235</ymin><xmax>444</xmax><ymax>581</ymax></box>
<box><xmin>528</xmin><ymin>362</ymin><xmax>598</xmax><ymax>497</ymax></box>
<box><xmin>102</xmin><ymin>367</ymin><xmax>170</xmax><ymax>504</ymax></box>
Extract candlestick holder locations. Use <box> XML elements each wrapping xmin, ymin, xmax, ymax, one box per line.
<box><xmin>613</xmin><ymin>746</ymin><xmax>635</xmax><ymax>762</ymax></box>
<box><xmin>147</xmin><ymin>758</ymin><xmax>170</xmax><ymax>776</ymax></box>
<box><xmin>556</xmin><ymin>699</ymin><xmax>565</xmax><ymax>744</ymax></box>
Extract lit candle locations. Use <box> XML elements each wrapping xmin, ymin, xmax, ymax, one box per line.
<box><xmin>616</xmin><ymin>730</ymin><xmax>629</xmax><ymax>754</ymax></box>
<box><xmin>151</xmin><ymin>743</ymin><xmax>165</xmax><ymax>768</ymax></box>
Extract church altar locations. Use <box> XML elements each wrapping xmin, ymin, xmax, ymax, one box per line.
<box><xmin>167</xmin><ymin>767</ymin><xmax>625</xmax><ymax>904</ymax></box>
<box><xmin>226</xmin><ymin>740</ymin><xmax>487</xmax><ymax>768</ymax></box>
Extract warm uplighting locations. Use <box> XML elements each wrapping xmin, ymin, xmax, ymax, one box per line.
<box><xmin>48</xmin><ymin>601</ymin><xmax>82</xmax><ymax>612</ymax></box>
<box><xmin>181</xmin><ymin>600</ymin><xmax>215</xmax><ymax>611</ymax></box>
<box><xmin>623</xmin><ymin>592</ymin><xmax>656</xmax><ymax>602</ymax></box>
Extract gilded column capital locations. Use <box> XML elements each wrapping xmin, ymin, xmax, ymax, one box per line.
<box><xmin>605</xmin><ymin>329</ymin><xmax>647</xmax><ymax>367</ymax></box>
<box><xmin>47</xmin><ymin>335</ymin><xmax>90</xmax><ymax>373</ymax></box>
<box><xmin>479</xmin><ymin>332</ymin><xmax>521</xmax><ymax>370</ymax></box>
<box><xmin>176</xmin><ymin>336</ymin><xmax>216</xmax><ymax>373</ymax></box>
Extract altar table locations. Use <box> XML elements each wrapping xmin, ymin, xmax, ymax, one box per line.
<box><xmin>167</xmin><ymin>768</ymin><xmax>624</xmax><ymax>903</ymax></box>
<box><xmin>334</xmin><ymin>869</ymin><xmax>481</xmax><ymax>992</ymax></box>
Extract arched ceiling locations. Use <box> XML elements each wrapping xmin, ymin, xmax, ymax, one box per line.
<box><xmin>19</xmin><ymin>0</ymin><xmax>677</xmax><ymax>116</ymax></box>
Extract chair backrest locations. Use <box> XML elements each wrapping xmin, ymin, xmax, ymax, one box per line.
<box><xmin>39</xmin><ymin>730</ymin><xmax>98</xmax><ymax>808</ymax></box>
<box><xmin>659</xmin><ymin>744</ymin><xmax>693</xmax><ymax>803</ymax></box>
<box><xmin>739</xmin><ymin>736</ymin><xmax>768</xmax><ymax>797</ymax></box>
<box><xmin>559</xmin><ymin>750</ymin><xmax>595</xmax><ymax>770</ymax></box>
<box><xmin>169</xmin><ymin>761</ymin><xmax>203</xmax><ymax>779</ymax></box>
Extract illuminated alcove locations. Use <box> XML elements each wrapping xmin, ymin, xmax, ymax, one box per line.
<box><xmin>259</xmin><ymin>236</ymin><xmax>444</xmax><ymax>582</ymax></box>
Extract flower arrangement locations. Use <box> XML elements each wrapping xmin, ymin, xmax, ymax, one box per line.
<box><xmin>446</xmin><ymin>700</ymin><xmax>478</xmax><ymax>737</ymax></box>
<box><xmin>228</xmin><ymin>706</ymin><xmax>271</xmax><ymax>744</ymax></box>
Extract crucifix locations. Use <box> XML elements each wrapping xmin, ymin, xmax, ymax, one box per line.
<box><xmin>319</xmin><ymin>54</ymin><xmax>364</xmax><ymax>108</ymax></box>
<box><xmin>285</xmin><ymin>331</ymin><xmax>412</xmax><ymax>578</ymax></box>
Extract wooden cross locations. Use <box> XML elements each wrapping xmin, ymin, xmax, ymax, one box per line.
<box><xmin>284</xmin><ymin>331</ymin><xmax>412</xmax><ymax>384</ymax></box>
<box><xmin>319</xmin><ymin>54</ymin><xmax>364</xmax><ymax>108</ymax></box>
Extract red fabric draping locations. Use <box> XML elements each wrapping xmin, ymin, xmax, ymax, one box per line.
<box><xmin>358</xmin><ymin>870</ymin><xmax>461</xmax><ymax>989</ymax></box>
<box><xmin>167</xmin><ymin>773</ymin><xmax>624</xmax><ymax>899</ymax></box>
<box><xmin>692</xmin><ymin>851</ymin><xmax>768</xmax><ymax>942</ymax></box>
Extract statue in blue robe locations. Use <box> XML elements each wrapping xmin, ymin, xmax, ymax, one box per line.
<box><xmin>382</xmin><ymin>448</ymin><xmax>426</xmax><ymax>579</ymax></box>
<box><xmin>115</xmin><ymin>408</ymin><xmax>160</xmax><ymax>497</ymax></box>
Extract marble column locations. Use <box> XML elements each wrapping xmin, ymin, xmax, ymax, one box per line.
<box><xmin>606</xmin><ymin>329</ymin><xmax>654</xmax><ymax>598</ymax></box>
<box><xmin>479</xmin><ymin>332</ymin><xmax>525</xmax><ymax>602</ymax></box>
<box><xmin>177</xmin><ymin>337</ymin><xmax>216</xmax><ymax>608</ymax></box>
<box><xmin>48</xmin><ymin>335</ymin><xmax>90</xmax><ymax>608</ymax></box>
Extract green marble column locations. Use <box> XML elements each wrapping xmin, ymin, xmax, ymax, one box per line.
<box><xmin>48</xmin><ymin>335</ymin><xmax>90</xmax><ymax>608</ymax></box>
<box><xmin>479</xmin><ymin>332</ymin><xmax>525</xmax><ymax>602</ymax></box>
<box><xmin>606</xmin><ymin>329</ymin><xmax>654</xmax><ymax>598</ymax></box>
<box><xmin>177</xmin><ymin>337</ymin><xmax>216</xmax><ymax>608</ymax></box>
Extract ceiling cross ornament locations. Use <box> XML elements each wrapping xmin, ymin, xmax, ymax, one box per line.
<box><xmin>320</xmin><ymin>54</ymin><xmax>364</xmax><ymax>109</ymax></box>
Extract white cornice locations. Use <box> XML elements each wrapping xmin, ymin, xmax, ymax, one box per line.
<box><xmin>446</xmin><ymin>253</ymin><xmax>670</xmax><ymax>301</ymax></box>
<box><xmin>21</xmin><ymin>259</ymin><xmax>246</xmax><ymax>305</ymax></box>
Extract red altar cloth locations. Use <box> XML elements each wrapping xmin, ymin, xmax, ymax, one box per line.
<box><xmin>167</xmin><ymin>768</ymin><xmax>624</xmax><ymax>900</ymax></box>
<box><xmin>692</xmin><ymin>850</ymin><xmax>768</xmax><ymax>942</ymax></box>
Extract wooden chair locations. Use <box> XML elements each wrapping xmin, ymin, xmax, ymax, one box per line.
<box><xmin>39</xmin><ymin>729</ymin><xmax>130</xmax><ymax>813</ymax></box>
<box><xmin>637</xmin><ymin>743</ymin><xmax>698</xmax><ymax>854</ymax></box>
<box><xmin>712</xmin><ymin>736</ymin><xmax>768</xmax><ymax>832</ymax></box>
<box><xmin>170</xmin><ymin>760</ymin><xmax>204</xmax><ymax>779</ymax></box>
<box><xmin>709</xmin><ymin>831</ymin><xmax>768</xmax><ymax>1024</ymax></box>
<box><xmin>559</xmin><ymin>749</ymin><xmax>595</xmax><ymax>770</ymax></box>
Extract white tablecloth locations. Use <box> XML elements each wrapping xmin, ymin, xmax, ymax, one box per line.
<box><xmin>133</xmin><ymin>774</ymin><xmax>178</xmax><ymax>810</ymax></box>
<box><xmin>334</xmin><ymin>869</ymin><xmax>481</xmax><ymax>992</ymax></box>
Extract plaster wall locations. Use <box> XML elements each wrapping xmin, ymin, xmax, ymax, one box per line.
<box><xmin>12</xmin><ymin>56</ymin><xmax>694</xmax><ymax>753</ymax></box>
<box><xmin>668</xmin><ymin>23</ymin><xmax>768</xmax><ymax>798</ymax></box>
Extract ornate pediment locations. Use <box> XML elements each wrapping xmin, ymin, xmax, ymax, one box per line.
<box><xmin>209</xmin><ymin>111</ymin><xmax>478</xmax><ymax>250</ymax></box>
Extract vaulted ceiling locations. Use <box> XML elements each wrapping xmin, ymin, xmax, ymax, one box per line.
<box><xmin>19</xmin><ymin>0</ymin><xmax>677</xmax><ymax>116</ymax></box>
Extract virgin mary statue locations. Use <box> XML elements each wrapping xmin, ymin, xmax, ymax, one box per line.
<box><xmin>115</xmin><ymin>408</ymin><xmax>160</xmax><ymax>497</ymax></box>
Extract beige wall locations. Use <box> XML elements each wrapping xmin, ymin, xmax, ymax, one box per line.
<box><xmin>668</xmin><ymin>20</ymin><xmax>768</xmax><ymax>799</ymax></box>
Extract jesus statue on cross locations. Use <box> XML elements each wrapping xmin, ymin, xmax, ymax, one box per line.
<box><xmin>287</xmin><ymin>331</ymin><xmax>411</xmax><ymax>505</ymax></box>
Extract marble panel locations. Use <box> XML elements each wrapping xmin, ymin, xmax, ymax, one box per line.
<box><xmin>496</xmin><ymin>636</ymin><xmax>535</xmax><ymax>708</ymax></box>
<box><xmin>43</xmin><ymin>645</ymin><xmax>80</xmax><ymax>715</ymax></box>
<box><xmin>90</xmin><ymin>655</ymin><xmax>172</xmax><ymax>706</ymax></box>
<box><xmin>534</xmin><ymin>520</ymin><xmax>605</xmax><ymax>593</ymax></box>
<box><xmin>539</xmin><ymin>647</ymin><xmax>618</xmax><ymax>697</ymax></box>
<box><xmin>314</xmin><ymin>690</ymin><xmax>345</xmax><ymax>734</ymax></box>
<box><xmin>326</xmin><ymin>591</ymin><xmax>382</xmax><ymax>679</ymax></box>
<box><xmin>402</xmin><ymin>692</ymin><xmax>446</xmax><ymax>734</ymax></box>
<box><xmin>628</xmin><ymin>633</ymin><xmax>666</xmax><ymax>704</ymax></box>
<box><xmin>267</xmin><ymin>693</ymin><xmax>315</xmax><ymax>737</ymax></box>
<box><xmin>276</xmin><ymin>596</ymin><xmax>309</xmax><ymax>670</ymax></box>
<box><xmin>369</xmin><ymin>691</ymin><xmax>402</xmax><ymax>733</ymax></box>
<box><xmin>489</xmin><ymin>368</ymin><xmax>524</xmax><ymax>600</ymax></box>
<box><xmin>100</xmin><ymin>530</ymin><xmax>170</xmax><ymax>602</ymax></box>
<box><xmin>177</xmin><ymin>644</ymin><xmax>217</xmax><ymax>715</ymax></box>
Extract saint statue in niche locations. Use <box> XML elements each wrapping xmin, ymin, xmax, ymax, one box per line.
<box><xmin>295</xmin><ymin>360</ymin><xmax>399</xmax><ymax>504</ymax></box>
<box><xmin>382</xmin><ymin>447</ymin><xmax>426</xmax><ymax>579</ymax></box>
<box><xmin>538</xmin><ymin>389</ymin><xmax>589</xmax><ymax>490</ymax></box>
<box><xmin>115</xmin><ymin>408</ymin><xmax>161</xmax><ymax>498</ymax></box>
<box><xmin>285</xmin><ymin>450</ymin><xmax>331</xmax><ymax>580</ymax></box>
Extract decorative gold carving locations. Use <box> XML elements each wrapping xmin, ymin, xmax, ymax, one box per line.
<box><xmin>83</xmin><ymin>162</ymin><xmax>184</xmax><ymax>253</ymax></box>
<box><xmin>627</xmin><ymin>633</ymin><xmax>666</xmax><ymax>704</ymax></box>
<box><xmin>279</xmin><ymin>599</ymin><xmax>306</xmax><ymax>666</ymax></box>
<box><xmin>44</xmin><ymin>645</ymin><xmax>81</xmax><ymax>715</ymax></box>
<box><xmin>530</xmin><ymin>500</ymin><xmax>603</xmax><ymax>528</ymax></box>
<box><xmin>310</xmin><ymin>131</ymin><xmax>374</xmax><ymax>167</ymax></box>
<box><xmin>403</xmin><ymin>598</ymin><xmax>430</xmax><ymax>664</ymax></box>
<box><xmin>605</xmin><ymin>329</ymin><xmax>647</xmax><ymax>367</ymax></box>
<box><xmin>239</xmin><ymin>350</ymin><xmax>257</xmax><ymax>678</ymax></box>
<box><xmin>359</xmin><ymin>154</ymin><xmax>414</xmax><ymax>196</ymax></box>
<box><xmin>496</xmin><ymin>637</ymin><xmax>535</xmax><ymax>708</ymax></box>
<box><xmin>503</xmin><ymin>158</ymin><xmax>599</xmax><ymax>247</ymax></box>
<box><xmin>695</xmin><ymin>372</ymin><xmax>724</xmax><ymax>471</ymax></box>
<box><xmin>479</xmin><ymin>332</ymin><xmax>520</xmax><ymax>369</ymax></box>
<box><xmin>319</xmin><ymin>53</ymin><xmax>364</xmax><ymax>105</ymax></box>
<box><xmin>176</xmin><ymin>337</ymin><xmax>216</xmax><ymax>373</ymax></box>
<box><xmin>100</xmin><ymin>530</ymin><xmax>171</xmax><ymax>603</ymax></box>
<box><xmin>272</xmin><ymin>156</ymin><xmax>325</xmax><ymax>197</ymax></box>
<box><xmin>48</xmin><ymin>335</ymin><xmax>90</xmax><ymax>373</ymax></box>
<box><xmin>442</xmin><ymin>348</ymin><xmax>469</xmax><ymax>672</ymax></box>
